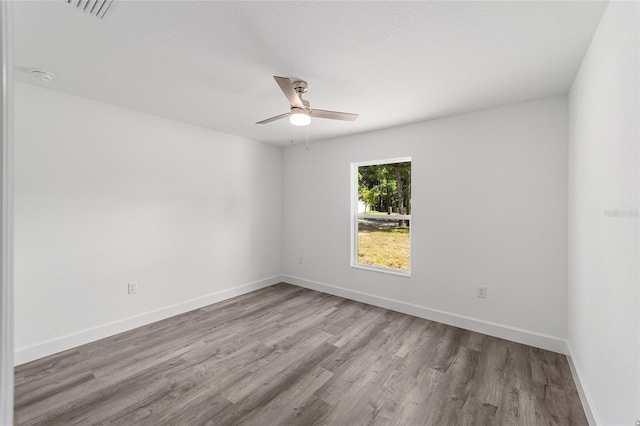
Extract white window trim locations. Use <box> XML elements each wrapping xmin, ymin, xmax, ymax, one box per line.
<box><xmin>350</xmin><ymin>157</ymin><xmax>411</xmax><ymax>277</ymax></box>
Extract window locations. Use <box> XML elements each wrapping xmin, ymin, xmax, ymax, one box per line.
<box><xmin>351</xmin><ymin>158</ymin><xmax>411</xmax><ymax>275</ymax></box>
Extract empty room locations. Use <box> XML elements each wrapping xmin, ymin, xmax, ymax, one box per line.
<box><xmin>0</xmin><ymin>0</ymin><xmax>638</xmax><ymax>425</ymax></box>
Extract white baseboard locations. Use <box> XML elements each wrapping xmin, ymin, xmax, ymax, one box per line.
<box><xmin>283</xmin><ymin>274</ymin><xmax>568</xmax><ymax>354</ymax></box>
<box><xmin>565</xmin><ymin>341</ymin><xmax>600</xmax><ymax>425</ymax></box>
<box><xmin>15</xmin><ymin>275</ymin><xmax>284</xmax><ymax>366</ymax></box>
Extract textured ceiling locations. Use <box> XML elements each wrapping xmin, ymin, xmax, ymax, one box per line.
<box><xmin>14</xmin><ymin>1</ymin><xmax>607</xmax><ymax>147</ymax></box>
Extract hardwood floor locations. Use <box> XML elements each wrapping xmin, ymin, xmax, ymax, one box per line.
<box><xmin>14</xmin><ymin>283</ymin><xmax>588</xmax><ymax>425</ymax></box>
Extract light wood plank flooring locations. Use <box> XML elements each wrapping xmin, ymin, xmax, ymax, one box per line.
<box><xmin>15</xmin><ymin>283</ymin><xmax>588</xmax><ymax>425</ymax></box>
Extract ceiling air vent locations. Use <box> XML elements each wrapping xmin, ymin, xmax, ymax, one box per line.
<box><xmin>66</xmin><ymin>0</ymin><xmax>115</xmax><ymax>19</ymax></box>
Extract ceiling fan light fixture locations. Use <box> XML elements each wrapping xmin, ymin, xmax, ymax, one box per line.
<box><xmin>290</xmin><ymin>108</ymin><xmax>311</xmax><ymax>126</ymax></box>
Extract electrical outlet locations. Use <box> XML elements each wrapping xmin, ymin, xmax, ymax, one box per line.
<box><xmin>298</xmin><ymin>257</ymin><xmax>304</xmax><ymax>264</ymax></box>
<box><xmin>128</xmin><ymin>282</ymin><xmax>138</xmax><ymax>294</ymax></box>
<box><xmin>477</xmin><ymin>286</ymin><xmax>487</xmax><ymax>298</ymax></box>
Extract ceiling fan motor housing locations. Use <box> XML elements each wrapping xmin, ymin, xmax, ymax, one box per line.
<box><xmin>293</xmin><ymin>80</ymin><xmax>308</xmax><ymax>94</ymax></box>
<box><xmin>293</xmin><ymin>81</ymin><xmax>311</xmax><ymax>109</ymax></box>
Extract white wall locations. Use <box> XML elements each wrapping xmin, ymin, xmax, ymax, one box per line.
<box><xmin>14</xmin><ymin>82</ymin><xmax>283</xmax><ymax>364</ymax></box>
<box><xmin>283</xmin><ymin>96</ymin><xmax>568</xmax><ymax>351</ymax></box>
<box><xmin>568</xmin><ymin>1</ymin><xmax>639</xmax><ymax>424</ymax></box>
<box><xmin>0</xmin><ymin>3</ymin><xmax>14</xmax><ymax>422</ymax></box>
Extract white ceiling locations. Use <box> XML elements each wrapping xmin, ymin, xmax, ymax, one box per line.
<box><xmin>14</xmin><ymin>1</ymin><xmax>608</xmax><ymax>147</ymax></box>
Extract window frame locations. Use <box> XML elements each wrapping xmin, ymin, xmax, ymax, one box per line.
<box><xmin>350</xmin><ymin>157</ymin><xmax>412</xmax><ymax>277</ymax></box>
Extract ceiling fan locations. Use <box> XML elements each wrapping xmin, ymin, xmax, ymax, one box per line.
<box><xmin>256</xmin><ymin>76</ymin><xmax>359</xmax><ymax>126</ymax></box>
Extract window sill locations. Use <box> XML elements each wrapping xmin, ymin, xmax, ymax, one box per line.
<box><xmin>351</xmin><ymin>264</ymin><xmax>411</xmax><ymax>278</ymax></box>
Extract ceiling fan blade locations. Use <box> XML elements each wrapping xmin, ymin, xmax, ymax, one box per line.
<box><xmin>310</xmin><ymin>109</ymin><xmax>359</xmax><ymax>121</ymax></box>
<box><xmin>274</xmin><ymin>76</ymin><xmax>304</xmax><ymax>109</ymax></box>
<box><xmin>256</xmin><ymin>112</ymin><xmax>290</xmax><ymax>124</ymax></box>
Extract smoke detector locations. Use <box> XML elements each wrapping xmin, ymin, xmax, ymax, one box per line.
<box><xmin>65</xmin><ymin>0</ymin><xmax>115</xmax><ymax>19</ymax></box>
<box><xmin>31</xmin><ymin>70</ymin><xmax>55</xmax><ymax>82</ymax></box>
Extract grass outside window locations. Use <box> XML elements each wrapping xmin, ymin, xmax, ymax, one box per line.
<box><xmin>357</xmin><ymin>220</ymin><xmax>410</xmax><ymax>271</ymax></box>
